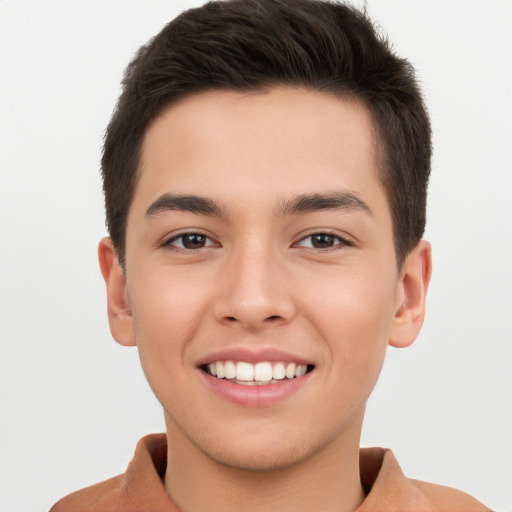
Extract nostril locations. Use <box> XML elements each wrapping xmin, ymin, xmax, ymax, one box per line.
<box><xmin>266</xmin><ymin>315</ymin><xmax>280</xmax><ymax>321</ymax></box>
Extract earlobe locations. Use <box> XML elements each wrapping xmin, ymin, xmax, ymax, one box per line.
<box><xmin>98</xmin><ymin>237</ymin><xmax>136</xmax><ymax>347</ymax></box>
<box><xmin>389</xmin><ymin>240</ymin><xmax>432</xmax><ymax>348</ymax></box>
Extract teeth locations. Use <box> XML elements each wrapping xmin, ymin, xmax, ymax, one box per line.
<box><xmin>224</xmin><ymin>360</ymin><xmax>236</xmax><ymax>379</ymax></box>
<box><xmin>272</xmin><ymin>362</ymin><xmax>285</xmax><ymax>380</ymax></box>
<box><xmin>205</xmin><ymin>361</ymin><xmax>310</xmax><ymax>383</ymax></box>
<box><xmin>236</xmin><ymin>362</ymin><xmax>254</xmax><ymax>381</ymax></box>
<box><xmin>254</xmin><ymin>362</ymin><xmax>272</xmax><ymax>382</ymax></box>
<box><xmin>294</xmin><ymin>364</ymin><xmax>307</xmax><ymax>377</ymax></box>
<box><xmin>215</xmin><ymin>361</ymin><xmax>225</xmax><ymax>379</ymax></box>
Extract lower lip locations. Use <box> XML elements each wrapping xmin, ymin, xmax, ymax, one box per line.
<box><xmin>199</xmin><ymin>370</ymin><xmax>312</xmax><ymax>407</ymax></box>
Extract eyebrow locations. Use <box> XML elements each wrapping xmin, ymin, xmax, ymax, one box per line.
<box><xmin>275</xmin><ymin>191</ymin><xmax>372</xmax><ymax>216</ymax></box>
<box><xmin>145</xmin><ymin>193</ymin><xmax>227</xmax><ymax>218</ymax></box>
<box><xmin>145</xmin><ymin>190</ymin><xmax>371</xmax><ymax>220</ymax></box>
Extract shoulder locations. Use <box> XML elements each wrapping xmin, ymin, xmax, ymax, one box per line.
<box><xmin>412</xmin><ymin>479</ymin><xmax>491</xmax><ymax>512</ymax></box>
<box><xmin>49</xmin><ymin>434</ymin><xmax>173</xmax><ymax>512</ymax></box>
<box><xmin>359</xmin><ymin>447</ymin><xmax>491</xmax><ymax>512</ymax></box>
<box><xmin>49</xmin><ymin>474</ymin><xmax>128</xmax><ymax>512</ymax></box>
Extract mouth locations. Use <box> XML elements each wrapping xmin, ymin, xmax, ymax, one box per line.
<box><xmin>201</xmin><ymin>360</ymin><xmax>315</xmax><ymax>386</ymax></box>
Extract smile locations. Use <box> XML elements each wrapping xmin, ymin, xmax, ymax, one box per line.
<box><xmin>203</xmin><ymin>361</ymin><xmax>312</xmax><ymax>385</ymax></box>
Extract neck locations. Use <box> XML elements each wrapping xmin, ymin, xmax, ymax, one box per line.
<box><xmin>164</xmin><ymin>413</ymin><xmax>365</xmax><ymax>512</ymax></box>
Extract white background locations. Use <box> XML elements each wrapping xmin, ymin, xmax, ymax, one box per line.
<box><xmin>1</xmin><ymin>1</ymin><xmax>511</xmax><ymax>511</ymax></box>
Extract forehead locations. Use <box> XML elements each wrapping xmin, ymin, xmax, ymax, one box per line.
<box><xmin>134</xmin><ymin>87</ymin><xmax>385</xmax><ymax>215</ymax></box>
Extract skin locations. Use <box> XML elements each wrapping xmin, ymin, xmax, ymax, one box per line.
<box><xmin>99</xmin><ymin>87</ymin><xmax>431</xmax><ymax>512</ymax></box>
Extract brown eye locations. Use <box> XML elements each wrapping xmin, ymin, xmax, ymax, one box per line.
<box><xmin>310</xmin><ymin>234</ymin><xmax>336</xmax><ymax>248</ymax></box>
<box><xmin>182</xmin><ymin>234</ymin><xmax>207</xmax><ymax>249</ymax></box>
<box><xmin>296</xmin><ymin>232</ymin><xmax>351</xmax><ymax>250</ymax></box>
<box><xmin>167</xmin><ymin>233</ymin><xmax>214</xmax><ymax>250</ymax></box>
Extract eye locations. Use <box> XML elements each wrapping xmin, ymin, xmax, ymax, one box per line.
<box><xmin>165</xmin><ymin>233</ymin><xmax>216</xmax><ymax>250</ymax></box>
<box><xmin>296</xmin><ymin>232</ymin><xmax>350</xmax><ymax>249</ymax></box>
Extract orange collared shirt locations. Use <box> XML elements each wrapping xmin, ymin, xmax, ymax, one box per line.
<box><xmin>50</xmin><ymin>434</ymin><xmax>490</xmax><ymax>512</ymax></box>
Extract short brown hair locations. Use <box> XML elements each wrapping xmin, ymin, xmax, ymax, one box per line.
<box><xmin>102</xmin><ymin>0</ymin><xmax>431</xmax><ymax>268</ymax></box>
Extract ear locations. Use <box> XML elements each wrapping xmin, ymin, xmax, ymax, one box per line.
<box><xmin>98</xmin><ymin>237</ymin><xmax>136</xmax><ymax>347</ymax></box>
<box><xmin>389</xmin><ymin>240</ymin><xmax>432</xmax><ymax>348</ymax></box>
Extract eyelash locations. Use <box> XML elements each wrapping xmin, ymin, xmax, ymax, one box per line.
<box><xmin>162</xmin><ymin>230</ymin><xmax>353</xmax><ymax>252</ymax></box>
<box><xmin>294</xmin><ymin>231</ymin><xmax>354</xmax><ymax>250</ymax></box>
<box><xmin>163</xmin><ymin>232</ymin><xmax>218</xmax><ymax>251</ymax></box>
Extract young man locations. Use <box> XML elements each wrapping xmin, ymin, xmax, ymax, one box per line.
<box><xmin>50</xmin><ymin>0</ymin><xmax>490</xmax><ymax>510</ymax></box>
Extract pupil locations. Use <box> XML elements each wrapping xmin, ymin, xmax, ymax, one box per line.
<box><xmin>183</xmin><ymin>234</ymin><xmax>205</xmax><ymax>249</ymax></box>
<box><xmin>312</xmin><ymin>234</ymin><xmax>334</xmax><ymax>248</ymax></box>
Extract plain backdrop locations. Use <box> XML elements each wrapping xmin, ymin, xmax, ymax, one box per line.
<box><xmin>1</xmin><ymin>1</ymin><xmax>511</xmax><ymax>511</ymax></box>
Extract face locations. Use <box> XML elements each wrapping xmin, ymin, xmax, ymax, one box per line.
<box><xmin>102</xmin><ymin>87</ymin><xmax>428</xmax><ymax>471</ymax></box>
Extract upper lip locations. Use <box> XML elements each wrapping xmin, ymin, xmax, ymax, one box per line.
<box><xmin>195</xmin><ymin>346</ymin><xmax>315</xmax><ymax>367</ymax></box>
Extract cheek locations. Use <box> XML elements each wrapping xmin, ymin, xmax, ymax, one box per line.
<box><xmin>126</xmin><ymin>270</ymin><xmax>212</xmax><ymax>412</ymax></box>
<box><xmin>127</xmin><ymin>269</ymin><xmax>211</xmax><ymax>359</ymax></box>
<box><xmin>303</xmin><ymin>264</ymin><xmax>397</xmax><ymax>369</ymax></box>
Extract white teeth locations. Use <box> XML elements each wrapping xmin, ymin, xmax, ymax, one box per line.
<box><xmin>236</xmin><ymin>361</ymin><xmax>254</xmax><ymax>381</ymax></box>
<box><xmin>272</xmin><ymin>362</ymin><xmax>286</xmax><ymax>380</ymax></box>
<box><xmin>224</xmin><ymin>360</ymin><xmax>236</xmax><ymax>379</ymax></box>
<box><xmin>294</xmin><ymin>364</ymin><xmax>307</xmax><ymax>377</ymax></box>
<box><xmin>215</xmin><ymin>361</ymin><xmax>225</xmax><ymax>379</ymax></box>
<box><xmin>205</xmin><ymin>361</ymin><xmax>310</xmax><ymax>383</ymax></box>
<box><xmin>254</xmin><ymin>362</ymin><xmax>273</xmax><ymax>382</ymax></box>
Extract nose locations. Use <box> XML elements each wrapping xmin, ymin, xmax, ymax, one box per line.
<box><xmin>213</xmin><ymin>244</ymin><xmax>297</xmax><ymax>330</ymax></box>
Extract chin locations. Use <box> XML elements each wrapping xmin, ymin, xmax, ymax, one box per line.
<box><xmin>204</xmin><ymin>442</ymin><xmax>313</xmax><ymax>472</ymax></box>
<box><xmin>191</xmin><ymin>424</ymin><xmax>340</xmax><ymax>473</ymax></box>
